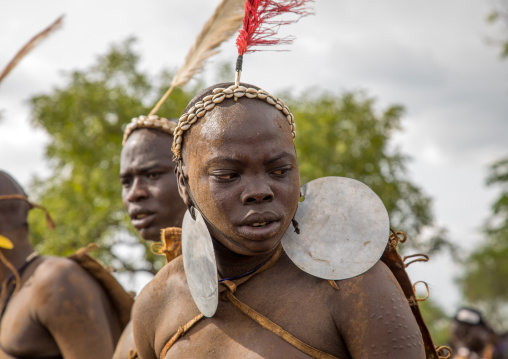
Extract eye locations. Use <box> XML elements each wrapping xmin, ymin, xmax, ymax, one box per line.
<box><xmin>120</xmin><ymin>177</ymin><xmax>132</xmax><ymax>188</ymax></box>
<box><xmin>271</xmin><ymin>167</ymin><xmax>291</xmax><ymax>177</ymax></box>
<box><xmin>211</xmin><ymin>172</ymin><xmax>239</xmax><ymax>182</ymax></box>
<box><xmin>146</xmin><ymin>172</ymin><xmax>162</xmax><ymax>180</ymax></box>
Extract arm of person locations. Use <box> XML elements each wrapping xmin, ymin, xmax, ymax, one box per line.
<box><xmin>113</xmin><ymin>320</ymin><xmax>136</xmax><ymax>359</ymax></box>
<box><xmin>35</xmin><ymin>257</ymin><xmax>118</xmax><ymax>359</ymax></box>
<box><xmin>0</xmin><ymin>348</ymin><xmax>17</xmax><ymax>359</ymax></box>
<box><xmin>333</xmin><ymin>261</ymin><xmax>426</xmax><ymax>359</ymax></box>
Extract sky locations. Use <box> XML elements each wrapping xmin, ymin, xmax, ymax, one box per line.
<box><xmin>1</xmin><ymin>0</ymin><xmax>507</xmax><ymax>315</ymax></box>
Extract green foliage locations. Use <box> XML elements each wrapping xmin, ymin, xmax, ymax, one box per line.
<box><xmin>28</xmin><ymin>38</ymin><xmax>443</xmax><ymax>274</ymax></box>
<box><xmin>460</xmin><ymin>157</ymin><xmax>508</xmax><ymax>330</ymax></box>
<box><xmin>487</xmin><ymin>1</ymin><xmax>508</xmax><ymax>58</ymax></box>
<box><xmin>28</xmin><ymin>38</ymin><xmax>198</xmax><ymax>273</ymax></box>
<box><xmin>285</xmin><ymin>90</ymin><xmax>444</xmax><ymax>251</ymax></box>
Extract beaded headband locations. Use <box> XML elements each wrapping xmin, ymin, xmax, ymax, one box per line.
<box><xmin>171</xmin><ymin>84</ymin><xmax>296</xmax><ymax>160</ymax></box>
<box><xmin>122</xmin><ymin>115</ymin><xmax>178</xmax><ymax>146</ymax></box>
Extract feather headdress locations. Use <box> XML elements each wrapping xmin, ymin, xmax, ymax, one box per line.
<box><xmin>0</xmin><ymin>15</ymin><xmax>64</xmax><ymax>86</ymax></box>
<box><xmin>171</xmin><ymin>0</ymin><xmax>314</xmax><ymax>159</ymax></box>
<box><xmin>234</xmin><ymin>0</ymin><xmax>313</xmax><ymax>83</ymax></box>
<box><xmin>236</xmin><ymin>0</ymin><xmax>313</xmax><ymax>55</ymax></box>
<box><xmin>149</xmin><ymin>0</ymin><xmax>246</xmax><ymax>117</ymax></box>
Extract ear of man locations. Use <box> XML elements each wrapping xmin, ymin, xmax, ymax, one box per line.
<box><xmin>176</xmin><ymin>165</ymin><xmax>192</xmax><ymax>207</ymax></box>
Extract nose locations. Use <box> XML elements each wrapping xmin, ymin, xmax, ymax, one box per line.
<box><xmin>127</xmin><ymin>178</ymin><xmax>149</xmax><ymax>202</ymax></box>
<box><xmin>241</xmin><ymin>177</ymin><xmax>274</xmax><ymax>204</ymax></box>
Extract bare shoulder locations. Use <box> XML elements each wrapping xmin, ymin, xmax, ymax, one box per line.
<box><xmin>340</xmin><ymin>260</ymin><xmax>398</xmax><ymax>293</ymax></box>
<box><xmin>135</xmin><ymin>255</ymin><xmax>187</xmax><ymax>313</ymax></box>
<box><xmin>132</xmin><ymin>256</ymin><xmax>190</xmax><ymax>358</ymax></box>
<box><xmin>332</xmin><ymin>261</ymin><xmax>426</xmax><ymax>358</ymax></box>
<box><xmin>29</xmin><ymin>255</ymin><xmax>122</xmax><ymax>359</ymax></box>
<box><xmin>33</xmin><ymin>256</ymin><xmax>98</xmax><ymax>292</ymax></box>
<box><xmin>31</xmin><ymin>256</ymin><xmax>108</xmax><ymax>313</ymax></box>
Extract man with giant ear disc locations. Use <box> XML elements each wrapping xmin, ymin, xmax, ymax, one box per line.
<box><xmin>133</xmin><ymin>1</ymin><xmax>450</xmax><ymax>358</ymax></box>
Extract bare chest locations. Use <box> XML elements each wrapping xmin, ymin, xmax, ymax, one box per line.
<box><xmin>157</xmin><ymin>273</ymin><xmax>348</xmax><ymax>359</ymax></box>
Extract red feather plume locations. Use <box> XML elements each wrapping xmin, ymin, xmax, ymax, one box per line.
<box><xmin>236</xmin><ymin>0</ymin><xmax>313</xmax><ymax>55</ymax></box>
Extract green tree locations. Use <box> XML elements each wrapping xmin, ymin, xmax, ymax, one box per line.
<box><xmin>460</xmin><ymin>158</ymin><xmax>508</xmax><ymax>330</ymax></box>
<box><xmin>28</xmin><ymin>38</ymin><xmax>199</xmax><ymax>274</ymax></box>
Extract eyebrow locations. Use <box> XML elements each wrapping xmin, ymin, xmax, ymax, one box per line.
<box><xmin>264</xmin><ymin>151</ymin><xmax>294</xmax><ymax>165</ymax></box>
<box><xmin>206</xmin><ymin>157</ymin><xmax>245</xmax><ymax>167</ymax></box>
<box><xmin>119</xmin><ymin>163</ymin><xmax>172</xmax><ymax>178</ymax></box>
<box><xmin>205</xmin><ymin>151</ymin><xmax>294</xmax><ymax>168</ymax></box>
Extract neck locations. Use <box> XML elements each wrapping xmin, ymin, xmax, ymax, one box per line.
<box><xmin>0</xmin><ymin>228</ymin><xmax>34</xmax><ymax>283</ymax></box>
<box><xmin>212</xmin><ymin>238</ymin><xmax>280</xmax><ymax>280</ymax></box>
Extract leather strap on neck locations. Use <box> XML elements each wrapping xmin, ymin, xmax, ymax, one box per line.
<box><xmin>218</xmin><ymin>244</ymin><xmax>283</xmax><ymax>293</ymax></box>
<box><xmin>159</xmin><ymin>246</ymin><xmax>284</xmax><ymax>358</ymax></box>
<box><xmin>217</xmin><ymin>245</ymin><xmax>340</xmax><ymax>359</ymax></box>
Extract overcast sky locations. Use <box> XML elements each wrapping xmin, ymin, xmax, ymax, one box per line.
<box><xmin>1</xmin><ymin>0</ymin><xmax>507</xmax><ymax>314</ymax></box>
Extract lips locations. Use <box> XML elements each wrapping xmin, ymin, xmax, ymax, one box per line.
<box><xmin>239</xmin><ymin>212</ymin><xmax>280</xmax><ymax>226</ymax></box>
<box><xmin>237</xmin><ymin>212</ymin><xmax>282</xmax><ymax>240</ymax></box>
<box><xmin>129</xmin><ymin>209</ymin><xmax>156</xmax><ymax>230</ymax></box>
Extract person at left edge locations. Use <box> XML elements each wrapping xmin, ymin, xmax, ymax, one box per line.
<box><xmin>0</xmin><ymin>170</ymin><xmax>124</xmax><ymax>359</ymax></box>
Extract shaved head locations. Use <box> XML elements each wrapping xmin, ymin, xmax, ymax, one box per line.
<box><xmin>0</xmin><ymin>171</ymin><xmax>26</xmax><ymax>196</ymax></box>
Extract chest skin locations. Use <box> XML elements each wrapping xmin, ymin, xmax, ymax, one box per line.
<box><xmin>142</xmin><ymin>252</ymin><xmax>426</xmax><ymax>359</ymax></box>
<box><xmin>154</xmin><ymin>254</ymin><xmax>351</xmax><ymax>359</ymax></box>
<box><xmin>0</xmin><ymin>259</ymin><xmax>61</xmax><ymax>358</ymax></box>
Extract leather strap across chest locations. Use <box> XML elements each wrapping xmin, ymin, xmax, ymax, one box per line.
<box><xmin>159</xmin><ymin>246</ymin><xmax>340</xmax><ymax>359</ymax></box>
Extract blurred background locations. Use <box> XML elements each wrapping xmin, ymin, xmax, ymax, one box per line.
<box><xmin>1</xmin><ymin>0</ymin><xmax>508</xmax><ymax>345</ymax></box>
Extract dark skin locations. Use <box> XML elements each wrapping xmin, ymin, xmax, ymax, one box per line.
<box><xmin>133</xmin><ymin>96</ymin><xmax>426</xmax><ymax>358</ymax></box>
<box><xmin>120</xmin><ymin>129</ymin><xmax>187</xmax><ymax>242</ymax></box>
<box><xmin>114</xmin><ymin>128</ymin><xmax>187</xmax><ymax>359</ymax></box>
<box><xmin>0</xmin><ymin>172</ymin><xmax>122</xmax><ymax>359</ymax></box>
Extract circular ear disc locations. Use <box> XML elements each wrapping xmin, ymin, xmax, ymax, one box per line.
<box><xmin>182</xmin><ymin>209</ymin><xmax>218</xmax><ymax>317</ymax></box>
<box><xmin>0</xmin><ymin>234</ymin><xmax>14</xmax><ymax>250</ymax></box>
<box><xmin>282</xmin><ymin>177</ymin><xmax>389</xmax><ymax>280</ymax></box>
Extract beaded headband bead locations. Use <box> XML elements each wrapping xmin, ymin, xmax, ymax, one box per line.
<box><xmin>122</xmin><ymin>115</ymin><xmax>178</xmax><ymax>146</ymax></box>
<box><xmin>171</xmin><ymin>84</ymin><xmax>296</xmax><ymax>160</ymax></box>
